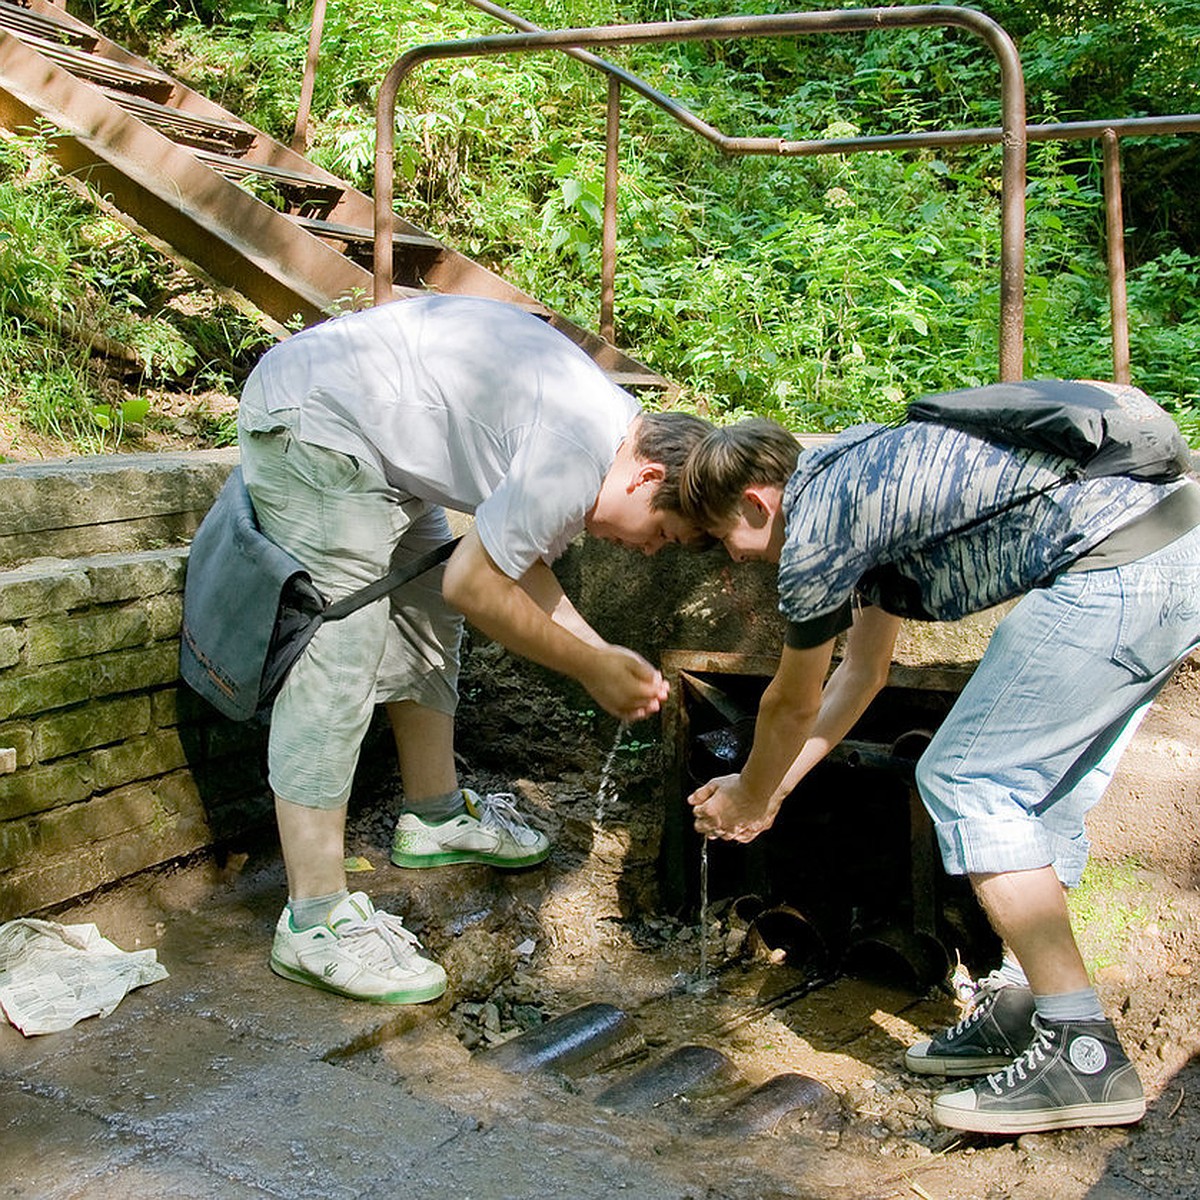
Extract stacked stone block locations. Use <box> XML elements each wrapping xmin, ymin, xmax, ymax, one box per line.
<box><xmin>0</xmin><ymin>450</ymin><xmax>269</xmax><ymax>920</ymax></box>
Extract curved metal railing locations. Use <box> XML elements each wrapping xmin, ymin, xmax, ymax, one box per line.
<box><xmin>373</xmin><ymin>7</ymin><xmax>1029</xmax><ymax>379</ymax></box>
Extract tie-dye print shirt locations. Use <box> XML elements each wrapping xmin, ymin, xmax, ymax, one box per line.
<box><xmin>778</xmin><ymin>421</ymin><xmax>1180</xmax><ymax>645</ymax></box>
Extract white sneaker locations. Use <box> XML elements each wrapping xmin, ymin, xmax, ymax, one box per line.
<box><xmin>391</xmin><ymin>789</ymin><xmax>551</xmax><ymax>869</ymax></box>
<box><xmin>270</xmin><ymin>892</ymin><xmax>447</xmax><ymax>1004</ymax></box>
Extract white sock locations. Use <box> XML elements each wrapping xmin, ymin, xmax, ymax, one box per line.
<box><xmin>1034</xmin><ymin>986</ymin><xmax>1106</xmax><ymax>1023</ymax></box>
<box><xmin>288</xmin><ymin>889</ymin><xmax>349</xmax><ymax>931</ymax></box>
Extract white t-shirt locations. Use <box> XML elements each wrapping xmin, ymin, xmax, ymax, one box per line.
<box><xmin>240</xmin><ymin>295</ymin><xmax>640</xmax><ymax>579</ymax></box>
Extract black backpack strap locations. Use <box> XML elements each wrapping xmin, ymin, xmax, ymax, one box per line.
<box><xmin>321</xmin><ymin>536</ymin><xmax>463</xmax><ymax>622</ymax></box>
<box><xmin>910</xmin><ymin>469</ymin><xmax>1082</xmax><ymax>555</ymax></box>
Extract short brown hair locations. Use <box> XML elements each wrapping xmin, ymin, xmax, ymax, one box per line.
<box><xmin>632</xmin><ymin>410</ymin><xmax>716</xmax><ymax>513</ymax></box>
<box><xmin>679</xmin><ymin>417</ymin><xmax>801</xmax><ymax>528</ymax></box>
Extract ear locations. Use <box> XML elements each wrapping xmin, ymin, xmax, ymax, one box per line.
<box><xmin>740</xmin><ymin>486</ymin><xmax>775</xmax><ymax>528</ymax></box>
<box><xmin>628</xmin><ymin>460</ymin><xmax>667</xmax><ymax>492</ymax></box>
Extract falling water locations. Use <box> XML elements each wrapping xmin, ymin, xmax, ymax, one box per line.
<box><xmin>686</xmin><ymin>837</ymin><xmax>716</xmax><ymax>995</ymax></box>
<box><xmin>698</xmin><ymin>836</ymin><xmax>710</xmax><ymax>983</ymax></box>
<box><xmin>593</xmin><ymin>721</ymin><xmax>628</xmax><ymax>826</ymax></box>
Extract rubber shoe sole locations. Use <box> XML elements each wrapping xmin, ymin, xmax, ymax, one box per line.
<box><xmin>933</xmin><ymin>1092</ymin><xmax>1146</xmax><ymax>1134</ymax></box>
<box><xmin>905</xmin><ymin>1042</ymin><xmax>1020</xmax><ymax>1077</ymax></box>
<box><xmin>269</xmin><ymin>952</ymin><xmax>447</xmax><ymax>1004</ymax></box>
<box><xmin>390</xmin><ymin>844</ymin><xmax>550</xmax><ymax>869</ymax></box>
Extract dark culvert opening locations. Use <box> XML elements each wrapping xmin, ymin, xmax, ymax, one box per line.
<box><xmin>659</xmin><ymin>651</ymin><xmax>1000</xmax><ymax>995</ymax></box>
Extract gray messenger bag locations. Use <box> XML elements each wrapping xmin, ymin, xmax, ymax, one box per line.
<box><xmin>179</xmin><ymin>467</ymin><xmax>459</xmax><ymax>721</ymax></box>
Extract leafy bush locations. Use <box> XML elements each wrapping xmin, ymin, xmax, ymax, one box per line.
<box><xmin>61</xmin><ymin>0</ymin><xmax>1200</xmax><ymax>442</ymax></box>
<box><xmin>0</xmin><ymin>129</ymin><xmax>269</xmax><ymax>454</ymax></box>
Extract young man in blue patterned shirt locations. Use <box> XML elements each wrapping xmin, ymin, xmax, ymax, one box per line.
<box><xmin>680</xmin><ymin>383</ymin><xmax>1200</xmax><ymax>1135</ymax></box>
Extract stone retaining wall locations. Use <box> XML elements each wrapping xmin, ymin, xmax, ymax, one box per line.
<box><xmin>0</xmin><ymin>450</ymin><xmax>273</xmax><ymax>920</ymax></box>
<box><xmin>0</xmin><ymin>546</ymin><xmax>274</xmax><ymax>918</ymax></box>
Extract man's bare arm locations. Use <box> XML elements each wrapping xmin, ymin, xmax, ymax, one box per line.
<box><xmin>516</xmin><ymin>559</ymin><xmax>607</xmax><ymax>648</ymax></box>
<box><xmin>442</xmin><ymin>529</ymin><xmax>667</xmax><ymax>720</ymax></box>
<box><xmin>769</xmin><ymin>606</ymin><xmax>902</xmax><ymax>801</ymax></box>
<box><xmin>689</xmin><ymin>606</ymin><xmax>901</xmax><ymax>841</ymax></box>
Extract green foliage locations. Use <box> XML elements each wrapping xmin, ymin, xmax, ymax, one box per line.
<box><xmin>51</xmin><ymin>0</ymin><xmax>1200</xmax><ymax>444</ymax></box>
<box><xmin>0</xmin><ymin>128</ymin><xmax>269</xmax><ymax>453</ymax></box>
<box><xmin>1067</xmin><ymin>858</ymin><xmax>1151</xmax><ymax>973</ymax></box>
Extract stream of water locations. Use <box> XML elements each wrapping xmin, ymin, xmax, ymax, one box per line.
<box><xmin>595</xmin><ymin>721</ymin><xmax>715</xmax><ymax>994</ymax></box>
<box><xmin>592</xmin><ymin>721</ymin><xmax>628</xmax><ymax>827</ymax></box>
<box><xmin>683</xmin><ymin>837</ymin><xmax>716</xmax><ymax>995</ymax></box>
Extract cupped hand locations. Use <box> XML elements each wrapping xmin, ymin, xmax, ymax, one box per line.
<box><xmin>687</xmin><ymin>774</ymin><xmax>778</xmax><ymax>843</ymax></box>
<box><xmin>585</xmin><ymin>645</ymin><xmax>670</xmax><ymax>722</ymax></box>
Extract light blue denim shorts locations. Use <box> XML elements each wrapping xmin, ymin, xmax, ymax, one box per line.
<box><xmin>239</xmin><ymin>417</ymin><xmax>462</xmax><ymax>809</ymax></box>
<box><xmin>916</xmin><ymin>520</ymin><xmax>1200</xmax><ymax>885</ymax></box>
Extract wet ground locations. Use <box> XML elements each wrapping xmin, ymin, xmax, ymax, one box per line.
<box><xmin>353</xmin><ymin>746</ymin><xmax>1200</xmax><ymax>1200</ymax></box>
<box><xmin>4</xmin><ymin>660</ymin><xmax>1200</xmax><ymax>1199</ymax></box>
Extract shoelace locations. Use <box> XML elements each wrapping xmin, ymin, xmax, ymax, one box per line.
<box><xmin>947</xmin><ymin>971</ymin><xmax>1006</xmax><ymax>1038</ymax></box>
<box><xmin>987</xmin><ymin>1021</ymin><xmax>1055</xmax><ymax>1094</ymax></box>
<box><xmin>477</xmin><ymin>792</ymin><xmax>540</xmax><ymax>846</ymax></box>
<box><xmin>338</xmin><ymin>909</ymin><xmax>424</xmax><ymax>968</ymax></box>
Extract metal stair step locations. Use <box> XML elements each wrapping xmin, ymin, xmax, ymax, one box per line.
<box><xmin>606</xmin><ymin>368</ymin><xmax>676</xmax><ymax>390</ymax></box>
<box><xmin>292</xmin><ymin>214</ymin><xmax>443</xmax><ymax>252</ymax></box>
<box><xmin>101</xmin><ymin>87</ymin><xmax>257</xmax><ymax>153</ymax></box>
<box><xmin>187</xmin><ymin>157</ymin><xmax>439</xmax><ymax>255</ymax></box>
<box><xmin>0</xmin><ymin>0</ymin><xmax>94</xmax><ymax>48</ymax></box>
<box><xmin>191</xmin><ymin>147</ymin><xmax>346</xmax><ymax>195</ymax></box>
<box><xmin>6</xmin><ymin>27</ymin><xmax>174</xmax><ymax>98</ymax></box>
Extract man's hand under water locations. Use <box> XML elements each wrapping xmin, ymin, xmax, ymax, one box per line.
<box><xmin>688</xmin><ymin>773</ymin><xmax>779</xmax><ymax>843</ymax></box>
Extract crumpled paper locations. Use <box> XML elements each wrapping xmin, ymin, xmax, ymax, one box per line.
<box><xmin>0</xmin><ymin>918</ymin><xmax>168</xmax><ymax>1036</ymax></box>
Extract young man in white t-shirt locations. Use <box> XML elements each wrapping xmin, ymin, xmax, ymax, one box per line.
<box><xmin>236</xmin><ymin>295</ymin><xmax>712</xmax><ymax>1005</ymax></box>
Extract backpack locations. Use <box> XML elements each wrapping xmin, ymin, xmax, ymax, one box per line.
<box><xmin>906</xmin><ymin>379</ymin><xmax>1193</xmax><ymax>483</ymax></box>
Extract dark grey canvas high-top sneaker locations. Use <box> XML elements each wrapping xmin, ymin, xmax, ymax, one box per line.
<box><xmin>932</xmin><ymin>1014</ymin><xmax>1146</xmax><ymax>1134</ymax></box>
<box><xmin>906</xmin><ymin>972</ymin><xmax>1037</xmax><ymax>1076</ymax></box>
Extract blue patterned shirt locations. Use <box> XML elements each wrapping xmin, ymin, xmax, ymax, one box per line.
<box><xmin>778</xmin><ymin>420</ymin><xmax>1180</xmax><ymax>644</ymax></box>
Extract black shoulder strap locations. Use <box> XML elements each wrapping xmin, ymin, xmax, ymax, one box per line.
<box><xmin>321</xmin><ymin>536</ymin><xmax>462</xmax><ymax>622</ymax></box>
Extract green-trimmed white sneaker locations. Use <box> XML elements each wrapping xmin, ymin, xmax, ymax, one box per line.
<box><xmin>391</xmin><ymin>789</ymin><xmax>551</xmax><ymax>869</ymax></box>
<box><xmin>270</xmin><ymin>892</ymin><xmax>447</xmax><ymax>1004</ymax></box>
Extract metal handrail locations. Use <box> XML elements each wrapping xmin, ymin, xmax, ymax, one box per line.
<box><xmin>273</xmin><ymin>0</ymin><xmax>1198</xmax><ymax>386</ymax></box>
<box><xmin>291</xmin><ymin>0</ymin><xmax>326</xmax><ymax>151</ymax></box>
<box><xmin>450</xmin><ymin>2</ymin><xmax>1199</xmax><ymax>388</ymax></box>
<box><xmin>374</xmin><ymin>7</ymin><xmax>1029</xmax><ymax>380</ymax></box>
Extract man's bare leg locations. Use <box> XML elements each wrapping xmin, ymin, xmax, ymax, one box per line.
<box><xmin>275</xmin><ymin>796</ymin><xmax>347</xmax><ymax>899</ymax></box>
<box><xmin>969</xmin><ymin>866</ymin><xmax>1090</xmax><ymax>997</ymax></box>
<box><xmin>387</xmin><ymin>700</ymin><xmax>458</xmax><ymax>804</ymax></box>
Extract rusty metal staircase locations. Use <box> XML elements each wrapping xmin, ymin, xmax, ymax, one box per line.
<box><xmin>0</xmin><ymin>0</ymin><xmax>670</xmax><ymax>391</ymax></box>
